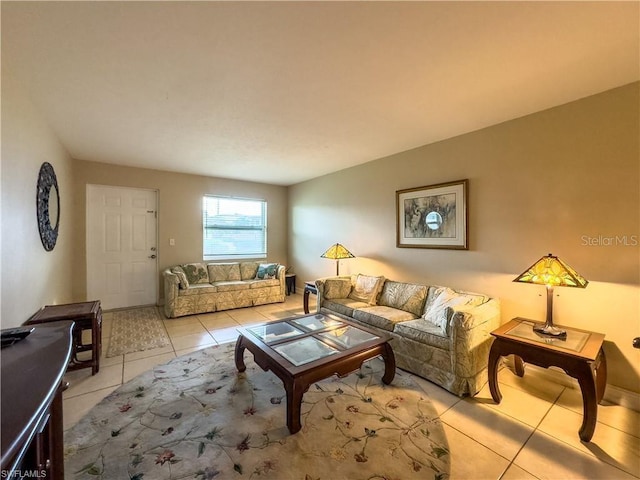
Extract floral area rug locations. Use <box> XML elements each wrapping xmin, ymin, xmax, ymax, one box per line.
<box><xmin>106</xmin><ymin>306</ymin><xmax>171</xmax><ymax>357</ymax></box>
<box><xmin>65</xmin><ymin>343</ymin><xmax>450</xmax><ymax>479</ymax></box>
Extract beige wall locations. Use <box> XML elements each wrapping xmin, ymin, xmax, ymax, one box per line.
<box><xmin>289</xmin><ymin>83</ymin><xmax>640</xmax><ymax>393</ymax></box>
<box><xmin>2</xmin><ymin>67</ymin><xmax>637</xmax><ymax>394</ymax></box>
<box><xmin>71</xmin><ymin>161</ymin><xmax>288</xmax><ymax>302</ymax></box>
<box><xmin>1</xmin><ymin>70</ymin><xmax>76</xmax><ymax>327</ymax></box>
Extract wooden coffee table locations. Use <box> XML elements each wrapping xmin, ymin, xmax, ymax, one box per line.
<box><xmin>234</xmin><ymin>313</ymin><xmax>396</xmax><ymax>434</ymax></box>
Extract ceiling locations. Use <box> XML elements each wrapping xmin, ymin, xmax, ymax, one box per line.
<box><xmin>2</xmin><ymin>1</ymin><xmax>639</xmax><ymax>186</ymax></box>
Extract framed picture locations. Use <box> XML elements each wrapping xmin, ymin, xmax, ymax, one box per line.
<box><xmin>396</xmin><ymin>179</ymin><xmax>468</xmax><ymax>249</ymax></box>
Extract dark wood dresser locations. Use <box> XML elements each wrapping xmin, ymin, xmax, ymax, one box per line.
<box><xmin>1</xmin><ymin>321</ymin><xmax>73</xmax><ymax>479</ymax></box>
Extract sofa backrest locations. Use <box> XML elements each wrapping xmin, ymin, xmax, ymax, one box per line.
<box><xmin>239</xmin><ymin>262</ymin><xmax>258</xmax><ymax>280</ymax></box>
<box><xmin>378</xmin><ymin>281</ymin><xmax>428</xmax><ymax>316</ymax></box>
<box><xmin>207</xmin><ymin>263</ymin><xmax>242</xmax><ymax>282</ymax></box>
<box><xmin>204</xmin><ymin>261</ymin><xmax>277</xmax><ymax>282</ymax></box>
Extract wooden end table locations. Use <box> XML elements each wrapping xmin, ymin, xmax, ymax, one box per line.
<box><xmin>488</xmin><ymin>317</ymin><xmax>606</xmax><ymax>442</ymax></box>
<box><xmin>303</xmin><ymin>281</ymin><xmax>317</xmax><ymax>314</ymax></box>
<box><xmin>235</xmin><ymin>313</ymin><xmax>395</xmax><ymax>434</ymax></box>
<box><xmin>26</xmin><ymin>300</ymin><xmax>102</xmax><ymax>375</ymax></box>
<box><xmin>285</xmin><ymin>273</ymin><xmax>296</xmax><ymax>295</ymax></box>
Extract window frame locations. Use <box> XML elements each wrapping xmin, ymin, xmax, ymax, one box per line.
<box><xmin>202</xmin><ymin>195</ymin><xmax>268</xmax><ymax>261</ymax></box>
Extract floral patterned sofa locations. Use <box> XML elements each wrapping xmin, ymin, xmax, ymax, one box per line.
<box><xmin>315</xmin><ymin>274</ymin><xmax>501</xmax><ymax>396</ymax></box>
<box><xmin>163</xmin><ymin>262</ymin><xmax>285</xmax><ymax>318</ymax></box>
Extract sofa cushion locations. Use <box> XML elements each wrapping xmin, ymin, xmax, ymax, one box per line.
<box><xmin>240</xmin><ymin>262</ymin><xmax>260</xmax><ymax>280</ymax></box>
<box><xmin>207</xmin><ymin>263</ymin><xmax>241</xmax><ymax>282</ymax></box>
<box><xmin>182</xmin><ymin>263</ymin><xmax>210</xmax><ymax>284</ymax></box>
<box><xmin>322</xmin><ymin>298</ymin><xmax>369</xmax><ymax>318</ymax></box>
<box><xmin>247</xmin><ymin>279</ymin><xmax>281</xmax><ymax>289</ymax></box>
<box><xmin>423</xmin><ymin>286</ymin><xmax>488</xmax><ymax>334</ymax></box>
<box><xmin>378</xmin><ymin>281</ymin><xmax>428</xmax><ymax>317</ymax></box>
<box><xmin>324</xmin><ymin>278</ymin><xmax>352</xmax><ymax>299</ymax></box>
<box><xmin>177</xmin><ymin>284</ymin><xmax>218</xmax><ymax>296</ymax></box>
<box><xmin>211</xmin><ymin>281</ymin><xmax>250</xmax><ymax>292</ymax></box>
<box><xmin>348</xmin><ymin>274</ymin><xmax>385</xmax><ymax>304</ymax></box>
<box><xmin>352</xmin><ymin>306</ymin><xmax>418</xmax><ymax>332</ymax></box>
<box><xmin>256</xmin><ymin>263</ymin><xmax>279</xmax><ymax>279</ymax></box>
<box><xmin>171</xmin><ymin>266</ymin><xmax>190</xmax><ymax>289</ymax></box>
<box><xmin>394</xmin><ymin>319</ymin><xmax>451</xmax><ymax>350</ymax></box>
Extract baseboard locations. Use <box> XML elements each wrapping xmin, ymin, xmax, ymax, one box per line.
<box><xmin>601</xmin><ymin>383</ymin><xmax>640</xmax><ymax>412</ymax></box>
<box><xmin>503</xmin><ymin>358</ymin><xmax>640</xmax><ymax>412</ymax></box>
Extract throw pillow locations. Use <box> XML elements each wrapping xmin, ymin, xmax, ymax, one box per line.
<box><xmin>240</xmin><ymin>262</ymin><xmax>260</xmax><ymax>280</ymax></box>
<box><xmin>181</xmin><ymin>263</ymin><xmax>210</xmax><ymax>284</ymax></box>
<box><xmin>171</xmin><ymin>266</ymin><xmax>190</xmax><ymax>289</ymax></box>
<box><xmin>348</xmin><ymin>274</ymin><xmax>385</xmax><ymax>305</ymax></box>
<box><xmin>423</xmin><ymin>286</ymin><xmax>486</xmax><ymax>334</ymax></box>
<box><xmin>256</xmin><ymin>263</ymin><xmax>279</xmax><ymax>279</ymax></box>
<box><xmin>323</xmin><ymin>278</ymin><xmax>352</xmax><ymax>299</ymax></box>
<box><xmin>378</xmin><ymin>281</ymin><xmax>428</xmax><ymax>317</ymax></box>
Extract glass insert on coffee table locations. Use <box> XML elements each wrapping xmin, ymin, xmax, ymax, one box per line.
<box><xmin>235</xmin><ymin>313</ymin><xmax>396</xmax><ymax>434</ymax></box>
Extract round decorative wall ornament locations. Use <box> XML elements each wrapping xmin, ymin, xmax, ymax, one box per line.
<box><xmin>36</xmin><ymin>162</ymin><xmax>60</xmax><ymax>251</ymax></box>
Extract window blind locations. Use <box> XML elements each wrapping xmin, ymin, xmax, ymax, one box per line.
<box><xmin>202</xmin><ymin>196</ymin><xmax>267</xmax><ymax>259</ymax></box>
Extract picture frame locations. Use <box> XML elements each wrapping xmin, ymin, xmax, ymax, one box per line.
<box><xmin>396</xmin><ymin>179</ymin><xmax>468</xmax><ymax>250</ymax></box>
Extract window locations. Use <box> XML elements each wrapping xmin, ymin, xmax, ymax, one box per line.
<box><xmin>203</xmin><ymin>196</ymin><xmax>267</xmax><ymax>260</ymax></box>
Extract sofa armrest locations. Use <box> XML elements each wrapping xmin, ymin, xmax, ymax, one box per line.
<box><xmin>449</xmin><ymin>298</ymin><xmax>501</xmax><ymax>377</ymax></box>
<box><xmin>163</xmin><ymin>269</ymin><xmax>179</xmax><ymax>318</ymax></box>
<box><xmin>276</xmin><ymin>264</ymin><xmax>287</xmax><ymax>296</ymax></box>
<box><xmin>449</xmin><ymin>299</ymin><xmax>501</xmax><ymax>332</ymax></box>
<box><xmin>450</xmin><ymin>299</ymin><xmax>500</xmax><ymax>378</ymax></box>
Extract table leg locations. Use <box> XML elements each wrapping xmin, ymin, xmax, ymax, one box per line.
<box><xmin>595</xmin><ymin>348</ymin><xmax>607</xmax><ymax>403</ymax></box>
<box><xmin>513</xmin><ymin>355</ymin><xmax>525</xmax><ymax>377</ymax></box>
<box><xmin>92</xmin><ymin>321</ymin><xmax>100</xmax><ymax>375</ymax></box>
<box><xmin>576</xmin><ymin>362</ymin><xmax>599</xmax><ymax>442</ymax></box>
<box><xmin>234</xmin><ymin>335</ymin><xmax>247</xmax><ymax>372</ymax></box>
<box><xmin>488</xmin><ymin>342</ymin><xmax>502</xmax><ymax>403</ymax></box>
<box><xmin>285</xmin><ymin>380</ymin><xmax>305</xmax><ymax>434</ymax></box>
<box><xmin>380</xmin><ymin>342</ymin><xmax>396</xmax><ymax>385</ymax></box>
<box><xmin>50</xmin><ymin>381</ymin><xmax>66</xmax><ymax>479</ymax></box>
<box><xmin>303</xmin><ymin>289</ymin><xmax>310</xmax><ymax>314</ymax></box>
<box><xmin>97</xmin><ymin>315</ymin><xmax>102</xmax><ymax>361</ymax></box>
<box><xmin>72</xmin><ymin>328</ymin><xmax>82</xmax><ymax>363</ymax></box>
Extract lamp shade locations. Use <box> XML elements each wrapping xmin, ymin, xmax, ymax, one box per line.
<box><xmin>513</xmin><ymin>253</ymin><xmax>588</xmax><ymax>337</ymax></box>
<box><xmin>513</xmin><ymin>253</ymin><xmax>588</xmax><ymax>288</ymax></box>
<box><xmin>321</xmin><ymin>243</ymin><xmax>355</xmax><ymax>276</ymax></box>
<box><xmin>320</xmin><ymin>243</ymin><xmax>355</xmax><ymax>260</ymax></box>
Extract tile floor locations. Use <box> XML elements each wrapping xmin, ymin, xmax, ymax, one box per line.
<box><xmin>63</xmin><ymin>294</ymin><xmax>640</xmax><ymax>479</ymax></box>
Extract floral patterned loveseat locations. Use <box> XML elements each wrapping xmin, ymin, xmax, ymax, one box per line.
<box><xmin>315</xmin><ymin>274</ymin><xmax>501</xmax><ymax>396</ymax></box>
<box><xmin>164</xmin><ymin>262</ymin><xmax>285</xmax><ymax>318</ymax></box>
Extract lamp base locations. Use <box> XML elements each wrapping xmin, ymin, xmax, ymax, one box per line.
<box><xmin>533</xmin><ymin>323</ymin><xmax>567</xmax><ymax>338</ymax></box>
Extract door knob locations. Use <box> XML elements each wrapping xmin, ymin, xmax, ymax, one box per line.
<box><xmin>149</xmin><ymin>254</ymin><xmax>157</xmax><ymax>259</ymax></box>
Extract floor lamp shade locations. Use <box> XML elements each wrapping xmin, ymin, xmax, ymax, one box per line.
<box><xmin>321</xmin><ymin>243</ymin><xmax>355</xmax><ymax>276</ymax></box>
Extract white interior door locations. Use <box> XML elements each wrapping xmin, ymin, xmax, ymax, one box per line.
<box><xmin>86</xmin><ymin>185</ymin><xmax>158</xmax><ymax>310</ymax></box>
